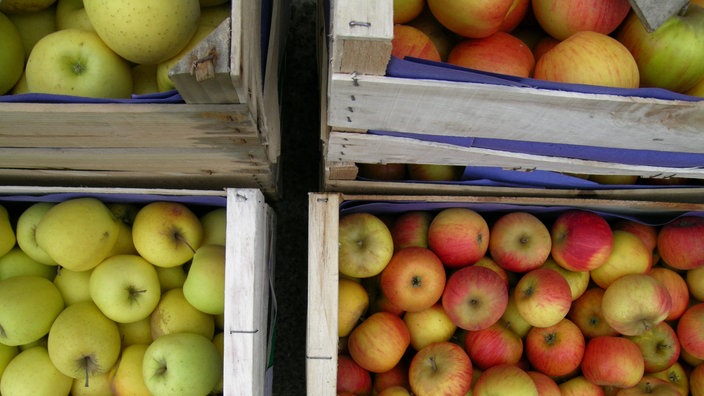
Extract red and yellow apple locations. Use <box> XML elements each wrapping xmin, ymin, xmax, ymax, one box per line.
<box><xmin>348</xmin><ymin>312</ymin><xmax>411</xmax><ymax>373</ymax></box>
<box><xmin>408</xmin><ymin>341</ymin><xmax>473</xmax><ymax>396</ymax></box>
<box><xmin>531</xmin><ymin>0</ymin><xmax>631</xmax><ymax>40</ymax></box>
<box><xmin>568</xmin><ymin>286</ymin><xmax>619</xmax><ymax>339</ymax></box>
<box><xmin>441</xmin><ymin>264</ymin><xmax>508</xmax><ymax>331</ymax></box>
<box><xmin>427</xmin><ymin>0</ymin><xmax>517</xmax><ymax>38</ymax></box>
<box><xmin>403</xmin><ymin>303</ymin><xmax>457</xmax><ymax>351</ymax></box>
<box><xmin>339</xmin><ymin>212</ymin><xmax>395</xmax><ymax>278</ymax></box>
<box><xmin>626</xmin><ymin>321</ymin><xmax>680</xmax><ymax>374</ymax></box>
<box><xmin>472</xmin><ymin>364</ymin><xmax>539</xmax><ymax>396</ymax></box>
<box><xmin>337</xmin><ymin>354</ymin><xmax>373</xmax><ymax>395</ymax></box>
<box><xmin>581</xmin><ymin>336</ymin><xmax>644</xmax><ymax>388</ymax></box>
<box><xmin>390</xmin><ymin>211</ymin><xmax>432</xmax><ymax>251</ymax></box>
<box><xmin>513</xmin><ymin>267</ymin><xmax>572</xmax><ymax>328</ymax></box>
<box><xmin>447</xmin><ymin>31</ymin><xmax>535</xmax><ymax>77</ymax></box>
<box><xmin>590</xmin><ymin>230</ymin><xmax>653</xmax><ymax>289</ymax></box>
<box><xmin>677</xmin><ymin>303</ymin><xmax>704</xmax><ymax>361</ymax></box>
<box><xmin>392</xmin><ymin>24</ymin><xmax>442</xmax><ymax>62</ymax></box>
<box><xmin>525</xmin><ymin>318</ymin><xmax>585</xmax><ymax>378</ymax></box>
<box><xmin>550</xmin><ymin>209</ymin><xmax>614</xmax><ymax>272</ymax></box>
<box><xmin>601</xmin><ymin>273</ymin><xmax>672</xmax><ymax>336</ymax></box>
<box><xmin>657</xmin><ymin>215</ymin><xmax>704</xmax><ymax>270</ymax></box>
<box><xmin>380</xmin><ymin>247</ymin><xmax>446</xmax><ymax>313</ymax></box>
<box><xmin>463</xmin><ymin>320</ymin><xmax>524</xmax><ymax>370</ymax></box>
<box><xmin>428</xmin><ymin>207</ymin><xmax>489</xmax><ymax>268</ymax></box>
<box><xmin>488</xmin><ymin>211</ymin><xmax>551</xmax><ymax>273</ymax></box>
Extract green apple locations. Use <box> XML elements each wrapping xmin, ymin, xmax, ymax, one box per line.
<box><xmin>55</xmin><ymin>0</ymin><xmax>93</xmax><ymax>31</ymax></box>
<box><xmin>199</xmin><ymin>2</ymin><xmax>230</xmax><ymax>28</ymax></box>
<box><xmin>0</xmin><ymin>246</ymin><xmax>57</xmax><ymax>281</ymax></box>
<box><xmin>0</xmin><ymin>11</ymin><xmax>24</xmax><ymax>95</ymax></box>
<box><xmin>200</xmin><ymin>207</ymin><xmax>227</xmax><ymax>247</ymax></box>
<box><xmin>11</xmin><ymin>71</ymin><xmax>29</xmax><ymax>94</ymax></box>
<box><xmin>131</xmin><ymin>63</ymin><xmax>159</xmax><ymax>95</ymax></box>
<box><xmin>156</xmin><ymin>265</ymin><xmax>188</xmax><ymax>292</ymax></box>
<box><xmin>109</xmin><ymin>343</ymin><xmax>151</xmax><ymax>395</ymax></box>
<box><xmin>150</xmin><ymin>287</ymin><xmax>215</xmax><ymax>341</ymax></box>
<box><xmin>183</xmin><ymin>244</ymin><xmax>226</xmax><ymax>315</ymax></box>
<box><xmin>0</xmin><ymin>204</ymin><xmax>16</xmax><ymax>258</ymax></box>
<box><xmin>7</xmin><ymin>2</ymin><xmax>56</xmax><ymax>60</ymax></box>
<box><xmin>35</xmin><ymin>197</ymin><xmax>120</xmax><ymax>272</ymax></box>
<box><xmin>142</xmin><ymin>332</ymin><xmax>222</xmax><ymax>396</ymax></box>
<box><xmin>83</xmin><ymin>0</ymin><xmax>201</xmax><ymax>64</ymax></box>
<box><xmin>0</xmin><ymin>0</ymin><xmax>56</xmax><ymax>14</ymax></box>
<box><xmin>70</xmin><ymin>371</ymin><xmax>112</xmax><ymax>396</ymax></box>
<box><xmin>156</xmin><ymin>24</ymin><xmax>214</xmax><ymax>92</ymax></box>
<box><xmin>53</xmin><ymin>267</ymin><xmax>93</xmax><ymax>306</ymax></box>
<box><xmin>25</xmin><ymin>28</ymin><xmax>133</xmax><ymax>98</ymax></box>
<box><xmin>89</xmin><ymin>254</ymin><xmax>161</xmax><ymax>323</ymax></box>
<box><xmin>117</xmin><ymin>317</ymin><xmax>152</xmax><ymax>347</ymax></box>
<box><xmin>15</xmin><ymin>202</ymin><xmax>56</xmax><ymax>265</ymax></box>
<box><xmin>0</xmin><ymin>275</ymin><xmax>64</xmax><ymax>346</ymax></box>
<box><xmin>0</xmin><ymin>343</ymin><xmax>19</xmax><ymax>379</ymax></box>
<box><xmin>0</xmin><ymin>346</ymin><xmax>73</xmax><ymax>396</ymax></box>
<box><xmin>47</xmin><ymin>301</ymin><xmax>121</xmax><ymax>385</ymax></box>
<box><xmin>132</xmin><ymin>201</ymin><xmax>204</xmax><ymax>268</ymax></box>
<box><xmin>212</xmin><ymin>331</ymin><xmax>224</xmax><ymax>393</ymax></box>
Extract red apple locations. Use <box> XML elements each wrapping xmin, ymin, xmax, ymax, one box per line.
<box><xmin>550</xmin><ymin>209</ymin><xmax>614</xmax><ymax>272</ymax></box>
<box><xmin>403</xmin><ymin>303</ymin><xmax>457</xmax><ymax>351</ymax></box>
<box><xmin>534</xmin><ymin>31</ymin><xmax>640</xmax><ymax>88</ymax></box>
<box><xmin>648</xmin><ymin>267</ymin><xmax>689</xmax><ymax>321</ymax></box>
<box><xmin>531</xmin><ymin>0</ymin><xmax>631</xmax><ymax>40</ymax></box>
<box><xmin>616</xmin><ymin>4</ymin><xmax>704</xmax><ymax>93</ymax></box>
<box><xmin>348</xmin><ymin>312</ymin><xmax>411</xmax><ymax>373</ymax></box>
<box><xmin>559</xmin><ymin>375</ymin><xmax>606</xmax><ymax>396</ymax></box>
<box><xmin>532</xmin><ymin>35</ymin><xmax>560</xmax><ymax>62</ymax></box>
<box><xmin>409</xmin><ymin>6</ymin><xmax>459</xmax><ymax>61</ymax></box>
<box><xmin>473</xmin><ymin>256</ymin><xmax>510</xmax><ymax>286</ymax></box>
<box><xmin>392</xmin><ymin>24</ymin><xmax>441</xmax><ymax>62</ymax></box>
<box><xmin>441</xmin><ymin>264</ymin><xmax>508</xmax><ymax>331</ymax></box>
<box><xmin>428</xmin><ymin>207</ymin><xmax>490</xmax><ymax>268</ymax></box>
<box><xmin>590</xmin><ymin>230</ymin><xmax>653</xmax><ymax>289</ymax></box>
<box><xmin>690</xmin><ymin>363</ymin><xmax>704</xmax><ymax>396</ymax></box>
<box><xmin>601</xmin><ymin>273</ymin><xmax>672</xmax><ymax>336</ymax></box>
<box><xmin>612</xmin><ymin>219</ymin><xmax>658</xmax><ymax>253</ymax></box>
<box><xmin>472</xmin><ymin>364</ymin><xmax>539</xmax><ymax>396</ymax></box>
<box><xmin>616</xmin><ymin>376</ymin><xmax>683</xmax><ymax>396</ymax></box>
<box><xmin>408</xmin><ymin>341</ymin><xmax>473</xmax><ymax>396</ymax></box>
<box><xmin>657</xmin><ymin>216</ymin><xmax>704</xmax><ymax>270</ymax></box>
<box><xmin>380</xmin><ymin>247</ymin><xmax>446</xmax><ymax>313</ymax></box>
<box><xmin>499</xmin><ymin>0</ymin><xmax>530</xmax><ymax>32</ymax></box>
<box><xmin>339</xmin><ymin>212</ymin><xmax>395</xmax><ymax>278</ymax></box>
<box><xmin>463</xmin><ymin>320</ymin><xmax>523</xmax><ymax>370</ymax></box>
<box><xmin>373</xmin><ymin>359</ymin><xmax>410</xmax><ymax>394</ymax></box>
<box><xmin>677</xmin><ymin>303</ymin><xmax>704</xmax><ymax>361</ymax></box>
<box><xmin>626</xmin><ymin>321</ymin><xmax>680</xmax><ymax>374</ymax></box>
<box><xmin>407</xmin><ymin>164</ymin><xmax>463</xmax><ymax>181</ymax></box>
<box><xmin>525</xmin><ymin>318</ymin><xmax>585</xmax><ymax>378</ymax></box>
<box><xmin>337</xmin><ymin>354</ymin><xmax>373</xmax><ymax>395</ymax></box>
<box><xmin>527</xmin><ymin>370</ymin><xmax>561</xmax><ymax>396</ymax></box>
<box><xmin>541</xmin><ymin>258</ymin><xmax>590</xmax><ymax>301</ymax></box>
<box><xmin>357</xmin><ymin>163</ymin><xmax>407</xmax><ymax>181</ymax></box>
<box><xmin>514</xmin><ymin>267</ymin><xmax>572</xmax><ymax>328</ymax></box>
<box><xmin>377</xmin><ymin>385</ymin><xmax>412</xmax><ymax>396</ymax></box>
<box><xmin>488</xmin><ymin>211</ymin><xmax>551</xmax><ymax>273</ymax></box>
<box><xmin>581</xmin><ymin>336</ymin><xmax>644</xmax><ymax>388</ymax></box>
<box><xmin>650</xmin><ymin>362</ymin><xmax>689</xmax><ymax>396</ymax></box>
<box><xmin>390</xmin><ymin>211</ymin><xmax>432</xmax><ymax>251</ymax></box>
<box><xmin>447</xmin><ymin>31</ymin><xmax>535</xmax><ymax>78</ymax></box>
<box><xmin>568</xmin><ymin>287</ymin><xmax>619</xmax><ymax>339</ymax></box>
<box><xmin>427</xmin><ymin>0</ymin><xmax>517</xmax><ymax>38</ymax></box>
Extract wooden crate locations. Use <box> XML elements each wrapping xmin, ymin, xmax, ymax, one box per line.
<box><xmin>0</xmin><ymin>0</ymin><xmax>285</xmax><ymax>199</ymax></box>
<box><xmin>306</xmin><ymin>192</ymin><xmax>704</xmax><ymax>395</ymax></box>
<box><xmin>0</xmin><ymin>186</ymin><xmax>276</xmax><ymax>396</ymax></box>
<box><xmin>318</xmin><ymin>0</ymin><xmax>704</xmax><ymax>200</ymax></box>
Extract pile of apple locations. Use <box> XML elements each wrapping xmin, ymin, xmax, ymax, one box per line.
<box><xmin>0</xmin><ymin>0</ymin><xmax>232</xmax><ymax>98</ymax></box>
<box><xmin>0</xmin><ymin>196</ymin><xmax>227</xmax><ymax>396</ymax></box>
<box><xmin>337</xmin><ymin>206</ymin><xmax>704</xmax><ymax>395</ymax></box>
<box><xmin>392</xmin><ymin>0</ymin><xmax>704</xmax><ymax>96</ymax></box>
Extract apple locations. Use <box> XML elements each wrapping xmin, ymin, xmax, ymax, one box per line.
<box><xmin>427</xmin><ymin>0</ymin><xmax>517</xmax><ymax>38</ymax></box>
<box><xmin>131</xmin><ymin>63</ymin><xmax>159</xmax><ymax>95</ymax></box>
<box><xmin>390</xmin><ymin>210</ymin><xmax>432</xmax><ymax>251</ymax></box>
<box><xmin>616</xmin><ymin>376</ymin><xmax>683</xmax><ymax>396</ymax></box>
<box><xmin>0</xmin><ymin>275</ymin><xmax>64</xmax><ymax>346</ymax></box>
<box><xmin>55</xmin><ymin>0</ymin><xmax>93</xmax><ymax>31</ymax></box>
<box><xmin>541</xmin><ymin>257</ymin><xmax>590</xmax><ymax>301</ymax></box>
<box><xmin>441</xmin><ymin>264</ymin><xmax>508</xmax><ymax>331</ymax></box>
<box><xmin>688</xmin><ymin>266</ymin><xmax>704</xmax><ymax>301</ymax></box>
<box><xmin>25</xmin><ymin>28</ymin><xmax>132</xmax><ymax>98</ymax></box>
<box><xmin>617</xmin><ymin>4</ymin><xmax>704</xmax><ymax>93</ymax></box>
<box><xmin>499</xmin><ymin>0</ymin><xmax>530</xmax><ymax>32</ymax></box>
<box><xmin>527</xmin><ymin>370</ymin><xmax>561</xmax><ymax>396</ymax></box>
<box><xmin>142</xmin><ymin>332</ymin><xmax>222</xmax><ymax>396</ymax></box>
<box><xmin>198</xmin><ymin>2</ymin><xmax>230</xmax><ymax>28</ymax></box>
<box><xmin>514</xmin><ymin>267</ymin><xmax>572</xmax><ymax>328</ymax></box>
<box><xmin>0</xmin><ymin>247</ymin><xmax>57</xmax><ymax>281</ymax></box>
<box><xmin>501</xmin><ymin>289</ymin><xmax>533</xmax><ymax>338</ymax></box>
<box><xmin>83</xmin><ymin>0</ymin><xmax>200</xmax><ymax>64</ymax></box>
<box><xmin>688</xmin><ymin>77</ymin><xmax>704</xmax><ymax>97</ymax></box>
<box><xmin>407</xmin><ymin>164</ymin><xmax>463</xmax><ymax>181</ymax></box>
<box><xmin>0</xmin><ymin>346</ymin><xmax>73</xmax><ymax>396</ymax></box>
<box><xmin>648</xmin><ymin>267</ymin><xmax>689</xmax><ymax>321</ymax></box>
<box><xmin>559</xmin><ymin>375</ymin><xmax>605</xmax><ymax>396</ymax></box>
<box><xmin>0</xmin><ymin>0</ymin><xmax>55</xmax><ymax>13</ymax></box>
<box><xmin>182</xmin><ymin>244</ymin><xmax>225</xmax><ymax>315</ymax></box>
<box><xmin>403</xmin><ymin>303</ymin><xmax>456</xmax><ymax>351</ymax></box>
<box><xmin>677</xmin><ymin>303</ymin><xmax>704</xmax><ymax>360</ymax></box>
<box><xmin>156</xmin><ymin>24</ymin><xmax>214</xmax><ymax>92</ymax></box>
<box><xmin>601</xmin><ymin>273</ymin><xmax>672</xmax><ymax>336</ymax></box>
<box><xmin>690</xmin><ymin>363</ymin><xmax>704</xmax><ymax>396</ymax></box>
<box><xmin>532</xmin><ymin>35</ymin><xmax>560</xmax><ymax>62</ymax></box>
<box><xmin>534</xmin><ymin>31</ymin><xmax>640</xmax><ymax>88</ymax></box>
<box><xmin>427</xmin><ymin>207</ymin><xmax>490</xmax><ymax>268</ymax></box>
<box><xmin>47</xmin><ymin>301</ymin><xmax>121</xmax><ymax>385</ymax></box>
<box><xmin>0</xmin><ymin>205</ymin><xmax>16</xmax><ymax>261</ymax></box>
<box><xmin>531</xmin><ymin>0</ymin><xmax>631</xmax><ymax>40</ymax></box>
<box><xmin>409</xmin><ymin>6</ymin><xmax>459</xmax><ymax>61</ymax></box>
<box><xmin>106</xmin><ymin>220</ymin><xmax>137</xmax><ymax>257</ymax></box>
<box><xmin>550</xmin><ymin>209</ymin><xmax>614</xmax><ymax>272</ymax></box>
<box><xmin>472</xmin><ymin>364</ymin><xmax>539</xmax><ymax>396</ymax></box>
<box><xmin>7</xmin><ymin>3</ymin><xmax>55</xmax><ymax>59</ymax></box>
<box><xmin>0</xmin><ymin>11</ymin><xmax>27</xmax><ymax>95</ymax></box>
<box><xmin>372</xmin><ymin>359</ymin><xmax>410</xmax><ymax>394</ymax></box>
<box><xmin>338</xmin><ymin>277</ymin><xmax>370</xmax><ymax>338</ymax></box>
<box><xmin>89</xmin><ymin>254</ymin><xmax>161</xmax><ymax>323</ymax></box>
<box><xmin>132</xmin><ymin>201</ymin><xmax>204</xmax><ymax>268</ymax></box>
<box><xmin>378</xmin><ymin>385</ymin><xmax>412</xmax><ymax>395</ymax></box>
<box><xmin>408</xmin><ymin>341</ymin><xmax>473</xmax><ymax>396</ymax></box>
<box><xmin>357</xmin><ymin>163</ymin><xmax>407</xmax><ymax>181</ymax></box>
<box><xmin>448</xmin><ymin>31</ymin><xmax>535</xmax><ymax>77</ymax></box>
<box><xmin>338</xmin><ymin>212</ymin><xmax>395</xmax><ymax>278</ymax></box>
<box><xmin>117</xmin><ymin>317</ymin><xmax>152</xmax><ymax>347</ymax></box>
<box><xmin>612</xmin><ymin>219</ymin><xmax>658</xmax><ymax>253</ymax></box>
<box><xmin>581</xmin><ymin>336</ymin><xmax>644</xmax><ymax>388</ymax></box>
<box><xmin>657</xmin><ymin>215</ymin><xmax>704</xmax><ymax>270</ymax></box>
<box><xmin>650</xmin><ymin>362</ymin><xmax>689</xmax><ymax>396</ymax></box>
<box><xmin>35</xmin><ymin>197</ymin><xmax>120</xmax><ymax>272</ymax></box>
<box><xmin>53</xmin><ymin>267</ymin><xmax>92</xmax><ymax>306</ymax></box>
<box><xmin>464</xmin><ymin>319</ymin><xmax>524</xmax><ymax>369</ymax></box>
<box><xmin>0</xmin><ymin>343</ymin><xmax>19</xmax><ymax>379</ymax></box>
<box><xmin>70</xmin><ymin>371</ymin><xmax>112</xmax><ymax>396</ymax></box>
<box><xmin>109</xmin><ymin>343</ymin><xmax>151</xmax><ymax>395</ymax></box>
<box><xmin>568</xmin><ymin>286</ymin><xmax>619</xmax><ymax>338</ymax></box>
<box><xmin>156</xmin><ymin>265</ymin><xmax>187</xmax><ymax>293</ymax></box>
<box><xmin>392</xmin><ymin>24</ymin><xmax>442</xmax><ymax>62</ymax></box>
<box><xmin>380</xmin><ymin>247</ymin><xmax>446</xmax><ymax>313</ymax></box>
<box><xmin>590</xmin><ymin>230</ymin><xmax>653</xmax><ymax>289</ymax></box>
<box><xmin>626</xmin><ymin>321</ymin><xmax>680</xmax><ymax>374</ymax></box>
<box><xmin>473</xmin><ymin>256</ymin><xmax>511</xmax><ymax>285</ymax></box>
<box><xmin>199</xmin><ymin>207</ymin><xmax>226</xmax><ymax>247</ymax></box>
<box><xmin>488</xmin><ymin>211</ymin><xmax>551</xmax><ymax>273</ymax></box>
<box><xmin>150</xmin><ymin>288</ymin><xmax>215</xmax><ymax>340</ymax></box>
<box><xmin>347</xmin><ymin>311</ymin><xmax>411</xmax><ymax>373</ymax></box>
<box><xmin>394</xmin><ymin>0</ymin><xmax>425</xmax><ymax>24</ymax></box>
<box><xmin>525</xmin><ymin>318</ymin><xmax>585</xmax><ymax>378</ymax></box>
<box><xmin>15</xmin><ymin>202</ymin><xmax>57</xmax><ymax>265</ymax></box>
<box><xmin>337</xmin><ymin>354</ymin><xmax>372</xmax><ymax>396</ymax></box>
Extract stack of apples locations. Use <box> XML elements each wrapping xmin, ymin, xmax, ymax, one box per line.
<box><xmin>392</xmin><ymin>0</ymin><xmax>704</xmax><ymax>96</ymax></box>
<box><xmin>0</xmin><ymin>0</ymin><xmax>232</xmax><ymax>97</ymax></box>
<box><xmin>337</xmin><ymin>206</ymin><xmax>704</xmax><ymax>395</ymax></box>
<box><xmin>0</xmin><ymin>196</ymin><xmax>227</xmax><ymax>396</ymax></box>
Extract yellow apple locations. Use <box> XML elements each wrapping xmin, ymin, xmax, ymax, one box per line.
<box><xmin>15</xmin><ymin>202</ymin><xmax>56</xmax><ymax>265</ymax></box>
<box><xmin>338</xmin><ymin>277</ymin><xmax>370</xmax><ymax>337</ymax></box>
<box><xmin>0</xmin><ymin>246</ymin><xmax>57</xmax><ymax>281</ymax></box>
<box><xmin>53</xmin><ymin>267</ymin><xmax>92</xmax><ymax>306</ymax></box>
<box><xmin>156</xmin><ymin>265</ymin><xmax>188</xmax><ymax>292</ymax></box>
<box><xmin>394</xmin><ymin>0</ymin><xmax>425</xmax><ymax>24</ymax></box>
<box><xmin>339</xmin><ymin>212</ymin><xmax>394</xmax><ymax>278</ymax></box>
<box><xmin>0</xmin><ymin>11</ymin><xmax>24</xmax><ymax>95</ymax></box>
<box><xmin>199</xmin><ymin>2</ymin><xmax>230</xmax><ymax>28</ymax></box>
<box><xmin>109</xmin><ymin>343</ymin><xmax>151</xmax><ymax>395</ymax></box>
<box><xmin>212</xmin><ymin>331</ymin><xmax>224</xmax><ymax>393</ymax></box>
<box><xmin>0</xmin><ymin>0</ymin><xmax>56</xmax><ymax>14</ymax></box>
<box><xmin>150</xmin><ymin>287</ymin><xmax>215</xmax><ymax>340</ymax></box>
<box><xmin>117</xmin><ymin>317</ymin><xmax>152</xmax><ymax>347</ymax></box>
<box><xmin>0</xmin><ymin>204</ymin><xmax>16</xmax><ymax>258</ymax></box>
<box><xmin>0</xmin><ymin>343</ymin><xmax>19</xmax><ymax>379</ymax></box>
<box><xmin>70</xmin><ymin>371</ymin><xmax>112</xmax><ymax>396</ymax></box>
<box><xmin>541</xmin><ymin>257</ymin><xmax>589</xmax><ymax>301</ymax></box>
<box><xmin>131</xmin><ymin>63</ymin><xmax>159</xmax><ymax>95</ymax></box>
<box><xmin>0</xmin><ymin>275</ymin><xmax>64</xmax><ymax>346</ymax></box>
<box><xmin>200</xmin><ymin>207</ymin><xmax>227</xmax><ymax>246</ymax></box>
<box><xmin>156</xmin><ymin>24</ymin><xmax>214</xmax><ymax>92</ymax></box>
<box><xmin>403</xmin><ymin>303</ymin><xmax>457</xmax><ymax>350</ymax></box>
<box><xmin>687</xmin><ymin>266</ymin><xmax>704</xmax><ymax>302</ymax></box>
<box><xmin>590</xmin><ymin>230</ymin><xmax>652</xmax><ymax>289</ymax></box>
<box><xmin>7</xmin><ymin>2</ymin><xmax>56</xmax><ymax>60</ymax></box>
<box><xmin>183</xmin><ymin>244</ymin><xmax>226</xmax><ymax>315</ymax></box>
<box><xmin>55</xmin><ymin>0</ymin><xmax>93</xmax><ymax>31</ymax></box>
<box><xmin>0</xmin><ymin>346</ymin><xmax>72</xmax><ymax>396</ymax></box>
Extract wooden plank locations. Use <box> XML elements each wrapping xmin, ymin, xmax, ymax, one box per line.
<box><xmin>327</xmin><ymin>73</ymin><xmax>704</xmax><ymax>153</ymax></box>
<box><xmin>306</xmin><ymin>193</ymin><xmax>341</xmax><ymax>396</ymax></box>
<box><xmin>627</xmin><ymin>0</ymin><xmax>690</xmax><ymax>32</ymax></box>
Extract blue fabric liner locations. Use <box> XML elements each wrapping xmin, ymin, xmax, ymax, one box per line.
<box><xmin>0</xmin><ymin>90</ymin><xmax>184</xmax><ymax>104</ymax></box>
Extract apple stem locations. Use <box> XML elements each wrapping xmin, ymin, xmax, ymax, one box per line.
<box><xmin>174</xmin><ymin>231</ymin><xmax>196</xmax><ymax>253</ymax></box>
<box><xmin>84</xmin><ymin>357</ymin><xmax>90</xmax><ymax>388</ymax></box>
<box><xmin>429</xmin><ymin>356</ymin><xmax>438</xmax><ymax>372</ymax></box>
<box><xmin>0</xmin><ymin>324</ymin><xmax>6</xmax><ymax>338</ymax></box>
